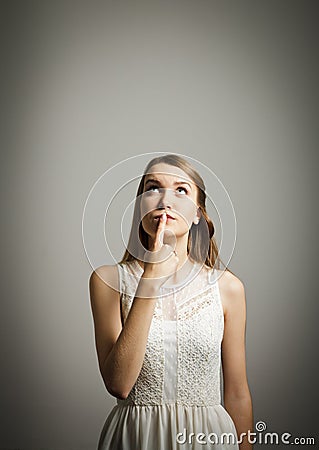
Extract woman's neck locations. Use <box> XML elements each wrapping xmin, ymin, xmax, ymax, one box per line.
<box><xmin>135</xmin><ymin>255</ymin><xmax>196</xmax><ymax>287</ymax></box>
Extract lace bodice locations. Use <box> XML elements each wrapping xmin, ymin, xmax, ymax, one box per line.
<box><xmin>116</xmin><ymin>260</ymin><xmax>224</xmax><ymax>407</ymax></box>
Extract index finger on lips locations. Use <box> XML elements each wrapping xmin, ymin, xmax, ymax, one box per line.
<box><xmin>154</xmin><ymin>212</ymin><xmax>167</xmax><ymax>248</ymax></box>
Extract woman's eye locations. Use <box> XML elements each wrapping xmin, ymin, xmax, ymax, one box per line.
<box><xmin>146</xmin><ymin>185</ymin><xmax>160</xmax><ymax>192</ymax></box>
<box><xmin>145</xmin><ymin>185</ymin><xmax>188</xmax><ymax>194</ymax></box>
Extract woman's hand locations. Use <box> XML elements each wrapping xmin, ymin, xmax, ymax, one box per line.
<box><xmin>142</xmin><ymin>212</ymin><xmax>179</xmax><ymax>287</ymax></box>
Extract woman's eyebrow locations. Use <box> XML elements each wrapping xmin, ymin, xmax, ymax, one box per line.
<box><xmin>173</xmin><ymin>180</ymin><xmax>193</xmax><ymax>190</ymax></box>
<box><xmin>144</xmin><ymin>178</ymin><xmax>158</xmax><ymax>185</ymax></box>
<box><xmin>144</xmin><ymin>178</ymin><xmax>193</xmax><ymax>190</ymax></box>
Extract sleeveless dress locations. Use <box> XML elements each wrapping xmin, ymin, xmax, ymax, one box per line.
<box><xmin>97</xmin><ymin>260</ymin><xmax>239</xmax><ymax>450</ymax></box>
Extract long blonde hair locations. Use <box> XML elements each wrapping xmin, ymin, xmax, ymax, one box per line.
<box><xmin>120</xmin><ymin>154</ymin><xmax>232</xmax><ymax>273</ymax></box>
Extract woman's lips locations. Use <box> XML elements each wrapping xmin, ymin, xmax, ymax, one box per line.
<box><xmin>153</xmin><ymin>213</ymin><xmax>176</xmax><ymax>221</ymax></box>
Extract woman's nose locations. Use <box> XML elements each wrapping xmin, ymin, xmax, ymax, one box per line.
<box><xmin>158</xmin><ymin>188</ymin><xmax>173</xmax><ymax>208</ymax></box>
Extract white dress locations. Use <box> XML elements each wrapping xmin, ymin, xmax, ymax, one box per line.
<box><xmin>97</xmin><ymin>260</ymin><xmax>239</xmax><ymax>450</ymax></box>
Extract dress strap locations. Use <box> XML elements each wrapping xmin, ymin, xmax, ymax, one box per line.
<box><xmin>207</xmin><ymin>267</ymin><xmax>224</xmax><ymax>325</ymax></box>
<box><xmin>207</xmin><ymin>266</ymin><xmax>219</xmax><ymax>285</ymax></box>
<box><xmin>116</xmin><ymin>263</ymin><xmax>123</xmax><ymax>295</ymax></box>
<box><xmin>117</xmin><ymin>261</ymin><xmax>141</xmax><ymax>297</ymax></box>
<box><xmin>116</xmin><ymin>261</ymin><xmax>144</xmax><ymax>326</ymax></box>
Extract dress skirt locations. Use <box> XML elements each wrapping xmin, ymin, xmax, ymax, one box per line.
<box><xmin>98</xmin><ymin>403</ymin><xmax>239</xmax><ymax>450</ymax></box>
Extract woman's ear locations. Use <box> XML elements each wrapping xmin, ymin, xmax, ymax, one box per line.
<box><xmin>193</xmin><ymin>208</ymin><xmax>201</xmax><ymax>225</ymax></box>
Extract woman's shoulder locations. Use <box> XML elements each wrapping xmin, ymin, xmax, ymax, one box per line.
<box><xmin>217</xmin><ymin>268</ymin><xmax>245</xmax><ymax>295</ymax></box>
<box><xmin>203</xmin><ymin>264</ymin><xmax>243</xmax><ymax>286</ymax></box>
<box><xmin>89</xmin><ymin>263</ymin><xmax>120</xmax><ymax>293</ymax></box>
<box><xmin>215</xmin><ymin>268</ymin><xmax>246</xmax><ymax>314</ymax></box>
<box><xmin>90</xmin><ymin>263</ymin><xmax>119</xmax><ymax>277</ymax></box>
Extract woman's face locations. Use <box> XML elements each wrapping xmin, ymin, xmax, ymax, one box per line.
<box><xmin>140</xmin><ymin>163</ymin><xmax>200</xmax><ymax>242</ymax></box>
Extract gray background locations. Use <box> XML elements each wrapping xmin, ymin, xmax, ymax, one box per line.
<box><xmin>1</xmin><ymin>1</ymin><xmax>318</xmax><ymax>449</ymax></box>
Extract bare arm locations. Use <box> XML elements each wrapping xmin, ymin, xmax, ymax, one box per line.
<box><xmin>89</xmin><ymin>212</ymin><xmax>178</xmax><ymax>399</ymax></box>
<box><xmin>89</xmin><ymin>267</ymin><xmax>160</xmax><ymax>399</ymax></box>
<box><xmin>219</xmin><ymin>271</ymin><xmax>254</xmax><ymax>450</ymax></box>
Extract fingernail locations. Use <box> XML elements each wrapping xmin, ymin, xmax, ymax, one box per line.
<box><xmin>163</xmin><ymin>212</ymin><xmax>167</xmax><ymax>220</ymax></box>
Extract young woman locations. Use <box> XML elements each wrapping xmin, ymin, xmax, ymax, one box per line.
<box><xmin>89</xmin><ymin>154</ymin><xmax>253</xmax><ymax>449</ymax></box>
